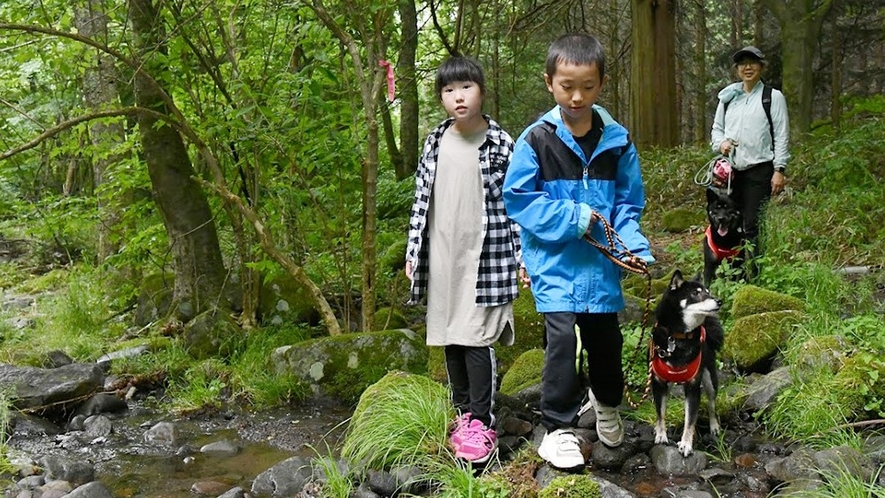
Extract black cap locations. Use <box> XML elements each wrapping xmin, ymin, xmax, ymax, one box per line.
<box><xmin>732</xmin><ymin>46</ymin><xmax>766</xmax><ymax>65</ymax></box>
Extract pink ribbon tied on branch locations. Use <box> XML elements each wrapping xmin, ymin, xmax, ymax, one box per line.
<box><xmin>378</xmin><ymin>59</ymin><xmax>395</xmax><ymax>102</ymax></box>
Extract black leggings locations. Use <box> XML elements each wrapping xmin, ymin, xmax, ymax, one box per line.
<box><xmin>444</xmin><ymin>345</ymin><xmax>497</xmax><ymax>428</ymax></box>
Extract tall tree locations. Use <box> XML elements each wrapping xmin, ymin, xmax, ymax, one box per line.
<box><xmin>761</xmin><ymin>0</ymin><xmax>832</xmax><ymax>135</ymax></box>
<box><xmin>309</xmin><ymin>0</ymin><xmax>396</xmax><ymax>332</ymax></box>
<box><xmin>630</xmin><ymin>0</ymin><xmax>679</xmax><ymax>147</ymax></box>
<box><xmin>74</xmin><ymin>0</ymin><xmax>126</xmax><ymax>262</ymax></box>
<box><xmin>693</xmin><ymin>0</ymin><xmax>708</xmax><ymax>144</ymax></box>
<box><xmin>395</xmin><ymin>0</ymin><xmax>419</xmax><ymax>180</ymax></box>
<box><xmin>128</xmin><ymin>0</ymin><xmax>228</xmax><ymax>321</ymax></box>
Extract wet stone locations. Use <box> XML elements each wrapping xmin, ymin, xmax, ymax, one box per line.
<box><xmin>200</xmin><ymin>439</ymin><xmax>241</xmax><ymax>457</ymax></box>
<box><xmin>190</xmin><ymin>480</ymin><xmax>232</xmax><ymax>495</ymax></box>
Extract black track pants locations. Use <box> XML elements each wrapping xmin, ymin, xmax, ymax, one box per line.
<box><xmin>540</xmin><ymin>312</ymin><xmax>623</xmax><ymax>431</ymax></box>
<box><xmin>445</xmin><ymin>345</ymin><xmax>497</xmax><ymax>427</ymax></box>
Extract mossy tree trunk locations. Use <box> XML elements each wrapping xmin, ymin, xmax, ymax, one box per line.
<box><xmin>129</xmin><ymin>0</ymin><xmax>228</xmax><ymax>321</ymax></box>
<box><xmin>761</xmin><ymin>0</ymin><xmax>832</xmax><ymax>137</ymax></box>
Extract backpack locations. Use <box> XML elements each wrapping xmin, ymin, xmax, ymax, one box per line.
<box><xmin>723</xmin><ymin>83</ymin><xmax>774</xmax><ymax>151</ymax></box>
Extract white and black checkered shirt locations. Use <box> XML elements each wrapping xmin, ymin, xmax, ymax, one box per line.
<box><xmin>406</xmin><ymin>116</ymin><xmax>522</xmax><ymax>306</ymax></box>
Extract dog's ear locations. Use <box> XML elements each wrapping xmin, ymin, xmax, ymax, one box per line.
<box><xmin>706</xmin><ymin>188</ymin><xmax>718</xmax><ymax>204</ymax></box>
<box><xmin>692</xmin><ymin>272</ymin><xmax>703</xmax><ymax>284</ymax></box>
<box><xmin>670</xmin><ymin>269</ymin><xmax>684</xmax><ymax>290</ymax></box>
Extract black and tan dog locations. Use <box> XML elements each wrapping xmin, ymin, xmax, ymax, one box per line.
<box><xmin>650</xmin><ymin>270</ymin><xmax>725</xmax><ymax>456</ymax></box>
<box><xmin>703</xmin><ymin>188</ymin><xmax>744</xmax><ymax>287</ymax></box>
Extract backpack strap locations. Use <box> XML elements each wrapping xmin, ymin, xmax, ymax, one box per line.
<box><xmin>761</xmin><ymin>84</ymin><xmax>774</xmax><ymax>151</ymax></box>
<box><xmin>723</xmin><ymin>83</ymin><xmax>775</xmax><ymax>152</ymax></box>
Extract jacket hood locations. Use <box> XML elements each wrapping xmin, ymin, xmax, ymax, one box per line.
<box><xmin>717</xmin><ymin>82</ymin><xmax>745</xmax><ymax>105</ymax></box>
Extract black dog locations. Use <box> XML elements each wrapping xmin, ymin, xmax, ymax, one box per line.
<box><xmin>651</xmin><ymin>270</ymin><xmax>725</xmax><ymax>456</ymax></box>
<box><xmin>703</xmin><ymin>188</ymin><xmax>744</xmax><ymax>286</ymax></box>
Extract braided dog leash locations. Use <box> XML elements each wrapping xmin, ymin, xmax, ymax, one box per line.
<box><xmin>582</xmin><ymin>215</ymin><xmax>655</xmax><ymax>409</ymax></box>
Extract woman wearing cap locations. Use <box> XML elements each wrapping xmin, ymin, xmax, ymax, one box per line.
<box><xmin>710</xmin><ymin>45</ymin><xmax>790</xmax><ymax>280</ymax></box>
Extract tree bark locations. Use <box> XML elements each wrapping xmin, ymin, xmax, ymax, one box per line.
<box><xmin>762</xmin><ymin>0</ymin><xmax>832</xmax><ymax>136</ymax></box>
<box><xmin>694</xmin><ymin>0</ymin><xmax>708</xmax><ymax>145</ymax></box>
<box><xmin>830</xmin><ymin>0</ymin><xmax>842</xmax><ymax>130</ymax></box>
<box><xmin>128</xmin><ymin>0</ymin><xmax>228</xmax><ymax>321</ymax></box>
<box><xmin>630</xmin><ymin>0</ymin><xmax>679</xmax><ymax>148</ymax></box>
<box><xmin>75</xmin><ymin>0</ymin><xmax>126</xmax><ymax>262</ymax></box>
<box><xmin>393</xmin><ymin>0</ymin><xmax>417</xmax><ymax>178</ymax></box>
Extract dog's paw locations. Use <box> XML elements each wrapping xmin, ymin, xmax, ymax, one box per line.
<box><xmin>654</xmin><ymin>427</ymin><xmax>669</xmax><ymax>445</ymax></box>
<box><xmin>709</xmin><ymin>419</ymin><xmax>721</xmax><ymax>437</ymax></box>
<box><xmin>677</xmin><ymin>440</ymin><xmax>694</xmax><ymax>456</ymax></box>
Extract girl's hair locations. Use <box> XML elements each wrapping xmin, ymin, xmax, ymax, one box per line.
<box><xmin>435</xmin><ymin>56</ymin><xmax>486</xmax><ymax>97</ymax></box>
<box><xmin>545</xmin><ymin>33</ymin><xmax>606</xmax><ymax>80</ymax></box>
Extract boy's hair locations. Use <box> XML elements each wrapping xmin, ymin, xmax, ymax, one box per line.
<box><xmin>545</xmin><ymin>33</ymin><xmax>606</xmax><ymax>80</ymax></box>
<box><xmin>435</xmin><ymin>56</ymin><xmax>486</xmax><ymax>97</ymax></box>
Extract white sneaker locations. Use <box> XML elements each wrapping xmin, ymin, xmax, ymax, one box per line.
<box><xmin>586</xmin><ymin>389</ymin><xmax>624</xmax><ymax>447</ymax></box>
<box><xmin>537</xmin><ymin>428</ymin><xmax>585</xmax><ymax>469</ymax></box>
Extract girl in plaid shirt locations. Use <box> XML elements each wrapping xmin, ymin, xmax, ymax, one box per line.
<box><xmin>405</xmin><ymin>56</ymin><xmax>526</xmax><ymax>464</ymax></box>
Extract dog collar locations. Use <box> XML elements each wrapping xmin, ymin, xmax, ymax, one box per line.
<box><xmin>651</xmin><ymin>326</ymin><xmax>706</xmax><ymax>384</ymax></box>
<box><xmin>705</xmin><ymin>226</ymin><xmax>741</xmax><ymax>262</ymax></box>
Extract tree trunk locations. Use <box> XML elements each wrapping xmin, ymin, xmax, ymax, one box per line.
<box><xmin>830</xmin><ymin>0</ymin><xmax>842</xmax><ymax>130</ymax></box>
<box><xmin>129</xmin><ymin>0</ymin><xmax>228</xmax><ymax>321</ymax></box>
<box><xmin>762</xmin><ymin>0</ymin><xmax>831</xmax><ymax>136</ymax></box>
<box><xmin>630</xmin><ymin>0</ymin><xmax>679</xmax><ymax>148</ymax></box>
<box><xmin>75</xmin><ymin>0</ymin><xmax>126</xmax><ymax>262</ymax></box>
<box><xmin>694</xmin><ymin>0</ymin><xmax>708</xmax><ymax>145</ymax></box>
<box><xmin>395</xmin><ymin>0</ymin><xmax>417</xmax><ymax>180</ymax></box>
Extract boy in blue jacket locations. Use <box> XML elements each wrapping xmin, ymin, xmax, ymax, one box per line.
<box><xmin>503</xmin><ymin>33</ymin><xmax>653</xmax><ymax>469</ymax></box>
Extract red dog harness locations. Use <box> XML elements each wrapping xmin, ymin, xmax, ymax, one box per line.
<box><xmin>705</xmin><ymin>226</ymin><xmax>741</xmax><ymax>262</ymax></box>
<box><xmin>651</xmin><ymin>326</ymin><xmax>706</xmax><ymax>384</ymax></box>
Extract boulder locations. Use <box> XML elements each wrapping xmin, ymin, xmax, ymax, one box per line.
<box><xmin>722</xmin><ymin>310</ymin><xmax>804</xmax><ymax>372</ymax></box>
<box><xmin>271</xmin><ymin>329</ymin><xmax>427</xmax><ymax>403</ymax></box>
<box><xmin>0</xmin><ymin>363</ymin><xmax>103</xmax><ymax>411</ymax></box>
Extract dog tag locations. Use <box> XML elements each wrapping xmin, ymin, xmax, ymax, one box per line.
<box><xmin>667</xmin><ymin>337</ymin><xmax>676</xmax><ymax>354</ymax></box>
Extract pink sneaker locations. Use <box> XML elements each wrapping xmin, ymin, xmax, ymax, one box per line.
<box><xmin>448</xmin><ymin>412</ymin><xmax>472</xmax><ymax>451</ymax></box>
<box><xmin>454</xmin><ymin>419</ymin><xmax>497</xmax><ymax>463</ymax></box>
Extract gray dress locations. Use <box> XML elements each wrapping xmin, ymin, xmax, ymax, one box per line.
<box><xmin>425</xmin><ymin>125</ymin><xmax>514</xmax><ymax>347</ymax></box>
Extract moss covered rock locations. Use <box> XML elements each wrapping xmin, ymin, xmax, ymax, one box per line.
<box><xmin>375</xmin><ymin>307</ymin><xmax>408</xmax><ymax>330</ymax></box>
<box><xmin>258</xmin><ymin>276</ymin><xmax>320</xmax><ymax>327</ymax></box>
<box><xmin>134</xmin><ymin>273</ymin><xmax>173</xmax><ymax>327</ymax></box>
<box><xmin>500</xmin><ymin>348</ymin><xmax>545</xmax><ymax>395</ymax></box>
<box><xmin>183</xmin><ymin>310</ymin><xmax>244</xmax><ymax>360</ymax></box>
<box><xmin>539</xmin><ymin>475</ymin><xmax>601</xmax><ymax>498</ymax></box>
<box><xmin>731</xmin><ymin>285</ymin><xmax>805</xmax><ymax>320</ymax></box>
<box><xmin>834</xmin><ymin>352</ymin><xmax>885</xmax><ymax>417</ymax></box>
<box><xmin>270</xmin><ymin>329</ymin><xmax>428</xmax><ymax>404</ymax></box>
<box><xmin>795</xmin><ymin>335</ymin><xmax>849</xmax><ymax>373</ymax></box>
<box><xmin>723</xmin><ymin>310</ymin><xmax>804</xmax><ymax>372</ymax></box>
<box><xmin>661</xmin><ymin>208</ymin><xmax>704</xmax><ymax>233</ymax></box>
<box><xmin>427</xmin><ymin>346</ymin><xmax>446</xmax><ymax>383</ymax></box>
<box><xmin>504</xmin><ymin>290</ymin><xmax>546</xmax><ymax>372</ymax></box>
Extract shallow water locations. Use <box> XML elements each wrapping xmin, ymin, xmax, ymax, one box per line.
<box><xmin>9</xmin><ymin>401</ymin><xmax>353</xmax><ymax>497</ymax></box>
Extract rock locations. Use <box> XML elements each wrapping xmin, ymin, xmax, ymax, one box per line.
<box><xmin>270</xmin><ymin>329</ymin><xmax>427</xmax><ymax>403</ymax></box>
<box><xmin>64</xmin><ymin>481</ymin><xmax>115</xmax><ymax>498</ymax></box>
<box><xmin>499</xmin><ymin>348</ymin><xmax>544</xmax><ymax>395</ymax></box>
<box><xmin>0</xmin><ymin>363</ymin><xmax>104</xmax><ymax>411</ymax></box>
<box><xmin>38</xmin><ymin>455</ymin><xmax>94</xmax><ymax>486</ymax></box>
<box><xmin>83</xmin><ymin>415</ymin><xmax>112</xmax><ymax>438</ymax></box>
<box><xmin>251</xmin><ymin>456</ymin><xmax>313</xmax><ymax>497</ymax></box>
<box><xmin>200</xmin><ymin>440</ymin><xmax>241</xmax><ymax>457</ymax></box>
<box><xmin>74</xmin><ymin>393</ymin><xmax>129</xmax><ymax>418</ymax></box>
<box><xmin>143</xmin><ymin>421</ymin><xmax>178</xmax><ymax>445</ymax></box>
<box><xmin>743</xmin><ymin>367</ymin><xmax>793</xmax><ymax>411</ymax></box>
<box><xmin>730</xmin><ymin>285</ymin><xmax>805</xmax><ymax>319</ymax></box>
<box><xmin>649</xmin><ymin>445</ymin><xmax>707</xmax><ymax>476</ymax></box>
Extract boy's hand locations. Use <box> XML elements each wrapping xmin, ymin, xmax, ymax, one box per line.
<box><xmin>518</xmin><ymin>267</ymin><xmax>531</xmax><ymax>289</ymax></box>
<box><xmin>621</xmin><ymin>255</ymin><xmax>649</xmax><ymax>271</ymax></box>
